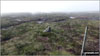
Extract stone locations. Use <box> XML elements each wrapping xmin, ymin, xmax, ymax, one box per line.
<box><xmin>43</xmin><ymin>26</ymin><xmax>51</xmax><ymax>32</ymax></box>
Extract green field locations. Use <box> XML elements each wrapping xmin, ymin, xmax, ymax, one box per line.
<box><xmin>1</xmin><ymin>18</ymin><xmax>99</xmax><ymax>55</ymax></box>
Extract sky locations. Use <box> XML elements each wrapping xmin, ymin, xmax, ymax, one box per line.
<box><xmin>1</xmin><ymin>1</ymin><xmax>99</xmax><ymax>14</ymax></box>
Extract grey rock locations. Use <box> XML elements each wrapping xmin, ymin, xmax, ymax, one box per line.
<box><xmin>43</xmin><ymin>26</ymin><xmax>51</xmax><ymax>32</ymax></box>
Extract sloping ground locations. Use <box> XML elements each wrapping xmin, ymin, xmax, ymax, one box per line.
<box><xmin>1</xmin><ymin>19</ymin><xmax>99</xmax><ymax>55</ymax></box>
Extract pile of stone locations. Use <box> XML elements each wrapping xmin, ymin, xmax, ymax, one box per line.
<box><xmin>43</xmin><ymin>26</ymin><xmax>51</xmax><ymax>32</ymax></box>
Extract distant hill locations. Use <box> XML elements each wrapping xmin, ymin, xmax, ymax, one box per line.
<box><xmin>1</xmin><ymin>12</ymin><xmax>99</xmax><ymax>29</ymax></box>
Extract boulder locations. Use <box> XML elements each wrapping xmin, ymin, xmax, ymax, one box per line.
<box><xmin>43</xmin><ymin>26</ymin><xmax>51</xmax><ymax>32</ymax></box>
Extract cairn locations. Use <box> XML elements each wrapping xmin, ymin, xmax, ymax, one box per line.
<box><xmin>43</xmin><ymin>26</ymin><xmax>51</xmax><ymax>32</ymax></box>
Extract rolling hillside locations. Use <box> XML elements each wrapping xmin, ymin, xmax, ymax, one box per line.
<box><xmin>1</xmin><ymin>13</ymin><xmax>99</xmax><ymax>55</ymax></box>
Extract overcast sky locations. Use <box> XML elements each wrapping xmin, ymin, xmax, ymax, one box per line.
<box><xmin>1</xmin><ymin>1</ymin><xmax>99</xmax><ymax>14</ymax></box>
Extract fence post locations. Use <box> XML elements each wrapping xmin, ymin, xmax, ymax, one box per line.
<box><xmin>81</xmin><ymin>26</ymin><xmax>88</xmax><ymax>56</ymax></box>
